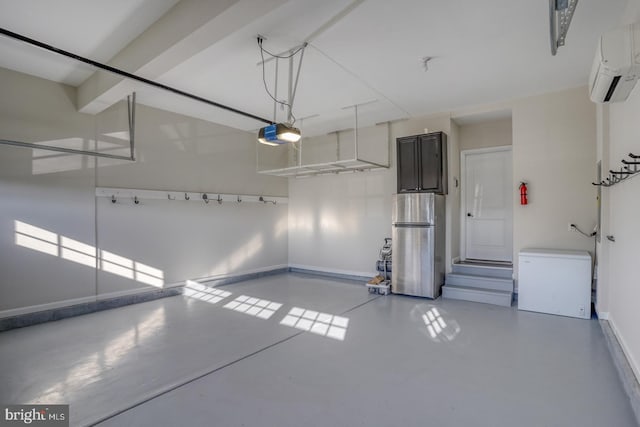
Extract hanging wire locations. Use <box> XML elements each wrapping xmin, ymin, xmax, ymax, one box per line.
<box><xmin>257</xmin><ymin>37</ymin><xmax>306</xmax><ymax>125</ymax></box>
<box><xmin>260</xmin><ymin>42</ymin><xmax>306</xmax><ymax>59</ymax></box>
<box><xmin>571</xmin><ymin>224</ymin><xmax>597</xmax><ymax>238</ymax></box>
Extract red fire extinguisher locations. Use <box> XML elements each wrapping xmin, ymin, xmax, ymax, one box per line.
<box><xmin>519</xmin><ymin>182</ymin><xmax>528</xmax><ymax>205</ymax></box>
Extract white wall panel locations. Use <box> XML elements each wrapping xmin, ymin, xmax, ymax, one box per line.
<box><xmin>512</xmin><ymin>87</ymin><xmax>597</xmax><ymax>287</ymax></box>
<box><xmin>603</xmin><ymin>83</ymin><xmax>640</xmax><ymax>380</ymax></box>
<box><xmin>288</xmin><ymin>115</ymin><xmax>455</xmax><ymax>276</ymax></box>
<box><xmin>0</xmin><ymin>68</ymin><xmax>288</xmax><ymax>315</ymax></box>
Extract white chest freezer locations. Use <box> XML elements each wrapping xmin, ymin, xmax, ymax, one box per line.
<box><xmin>518</xmin><ymin>249</ymin><xmax>592</xmax><ymax>319</ymax></box>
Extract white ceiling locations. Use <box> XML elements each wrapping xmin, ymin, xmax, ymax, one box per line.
<box><xmin>0</xmin><ymin>0</ymin><xmax>179</xmax><ymax>85</ymax></box>
<box><xmin>0</xmin><ymin>0</ymin><xmax>629</xmax><ymax>136</ymax></box>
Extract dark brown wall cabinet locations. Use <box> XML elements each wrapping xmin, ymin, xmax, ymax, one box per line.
<box><xmin>397</xmin><ymin>131</ymin><xmax>447</xmax><ymax>194</ymax></box>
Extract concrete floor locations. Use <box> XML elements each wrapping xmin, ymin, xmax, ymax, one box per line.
<box><xmin>0</xmin><ymin>273</ymin><xmax>636</xmax><ymax>427</ymax></box>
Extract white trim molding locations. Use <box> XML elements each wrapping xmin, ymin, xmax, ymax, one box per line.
<box><xmin>608</xmin><ymin>315</ymin><xmax>640</xmax><ymax>384</ymax></box>
<box><xmin>0</xmin><ymin>295</ymin><xmax>97</xmax><ymax>319</ymax></box>
<box><xmin>193</xmin><ymin>264</ymin><xmax>289</xmax><ymax>284</ymax></box>
<box><xmin>601</xmin><ymin>318</ymin><xmax>640</xmax><ymax>424</ymax></box>
<box><xmin>288</xmin><ymin>264</ymin><xmax>373</xmax><ymax>279</ymax></box>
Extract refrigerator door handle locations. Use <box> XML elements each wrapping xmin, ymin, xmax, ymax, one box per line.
<box><xmin>393</xmin><ymin>222</ymin><xmax>433</xmax><ymax>228</ymax></box>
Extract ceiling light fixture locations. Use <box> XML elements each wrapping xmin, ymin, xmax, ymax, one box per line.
<box><xmin>257</xmin><ymin>37</ymin><xmax>307</xmax><ymax>146</ymax></box>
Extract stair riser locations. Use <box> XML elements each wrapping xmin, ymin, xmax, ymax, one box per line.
<box><xmin>452</xmin><ymin>264</ymin><xmax>512</xmax><ymax>279</ymax></box>
<box><xmin>445</xmin><ymin>275</ymin><xmax>513</xmax><ymax>292</ymax></box>
<box><xmin>442</xmin><ymin>288</ymin><xmax>513</xmax><ymax>307</ymax></box>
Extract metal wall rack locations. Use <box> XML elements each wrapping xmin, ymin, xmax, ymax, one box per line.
<box><xmin>1</xmin><ymin>93</ymin><xmax>137</xmax><ymax>161</ymax></box>
<box><xmin>96</xmin><ymin>187</ymin><xmax>287</xmax><ymax>205</ymax></box>
<box><xmin>593</xmin><ymin>153</ymin><xmax>640</xmax><ymax>187</ymax></box>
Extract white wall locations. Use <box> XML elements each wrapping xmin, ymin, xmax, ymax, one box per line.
<box><xmin>0</xmin><ymin>68</ymin><xmax>288</xmax><ymax>315</ymax></box>
<box><xmin>594</xmin><ymin>0</ymin><xmax>640</xmax><ymax>380</ymax></box>
<box><xmin>595</xmin><ymin>103</ymin><xmax>611</xmax><ymax>313</ymax></box>
<box><xmin>598</xmin><ymin>84</ymin><xmax>640</xmax><ymax>379</ymax></box>
<box><xmin>96</xmin><ymin>198</ymin><xmax>287</xmax><ymax>295</ymax></box>
<box><xmin>0</xmin><ymin>68</ymin><xmax>99</xmax><ymax>312</ymax></box>
<box><xmin>459</xmin><ymin>118</ymin><xmax>512</xmax><ymax>151</ymax></box>
<box><xmin>289</xmin><ymin>87</ymin><xmax>599</xmax><ymax>288</ymax></box>
<box><xmin>511</xmin><ymin>87</ymin><xmax>597</xmax><ymax>286</ymax></box>
<box><xmin>288</xmin><ymin>114</ymin><xmax>459</xmax><ymax>276</ymax></box>
<box><xmin>288</xmin><ymin>169</ymin><xmax>394</xmax><ymax>276</ymax></box>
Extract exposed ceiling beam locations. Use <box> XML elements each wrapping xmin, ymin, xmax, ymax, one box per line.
<box><xmin>0</xmin><ymin>28</ymin><xmax>272</xmax><ymax>124</ymax></box>
<box><xmin>76</xmin><ymin>0</ymin><xmax>289</xmax><ymax>115</ymax></box>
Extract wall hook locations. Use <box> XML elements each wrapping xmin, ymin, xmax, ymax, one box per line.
<box><xmin>202</xmin><ymin>193</ymin><xmax>209</xmax><ymax>204</ymax></box>
<box><xmin>168</xmin><ymin>194</ymin><xmax>175</xmax><ymax>200</ymax></box>
<box><xmin>597</xmin><ymin>153</ymin><xmax>640</xmax><ymax>188</ymax></box>
<box><xmin>217</xmin><ymin>195</ymin><xmax>223</xmax><ymax>204</ymax></box>
<box><xmin>606</xmin><ymin>235</ymin><xmax>615</xmax><ymax>242</ymax></box>
<box><xmin>237</xmin><ymin>195</ymin><xmax>242</xmax><ymax>203</ymax></box>
<box><xmin>111</xmin><ymin>195</ymin><xmax>116</xmax><ymax>204</ymax></box>
<box><xmin>184</xmin><ymin>193</ymin><xmax>190</xmax><ymax>201</ymax></box>
<box><xmin>134</xmin><ymin>196</ymin><xmax>140</xmax><ymax>205</ymax></box>
<box><xmin>259</xmin><ymin>196</ymin><xmax>276</xmax><ymax>205</ymax></box>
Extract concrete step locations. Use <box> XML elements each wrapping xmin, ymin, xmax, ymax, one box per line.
<box><xmin>442</xmin><ymin>285</ymin><xmax>513</xmax><ymax>307</ymax></box>
<box><xmin>445</xmin><ymin>273</ymin><xmax>513</xmax><ymax>292</ymax></box>
<box><xmin>452</xmin><ymin>263</ymin><xmax>512</xmax><ymax>279</ymax></box>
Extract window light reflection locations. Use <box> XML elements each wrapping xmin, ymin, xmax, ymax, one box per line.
<box><xmin>14</xmin><ymin>220</ymin><xmax>165</xmax><ymax>287</ymax></box>
<box><xmin>224</xmin><ymin>295</ymin><xmax>282</xmax><ymax>320</ymax></box>
<box><xmin>280</xmin><ymin>307</ymin><xmax>349</xmax><ymax>341</ymax></box>
<box><xmin>415</xmin><ymin>305</ymin><xmax>461</xmax><ymax>343</ymax></box>
<box><xmin>183</xmin><ymin>281</ymin><xmax>232</xmax><ymax>305</ymax></box>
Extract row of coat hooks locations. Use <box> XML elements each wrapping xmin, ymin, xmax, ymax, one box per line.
<box><xmin>96</xmin><ymin>187</ymin><xmax>287</xmax><ymax>206</ymax></box>
<box><xmin>593</xmin><ymin>153</ymin><xmax>640</xmax><ymax>187</ymax></box>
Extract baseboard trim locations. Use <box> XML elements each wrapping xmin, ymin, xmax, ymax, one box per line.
<box><xmin>0</xmin><ymin>282</ymin><xmax>186</xmax><ymax>320</ymax></box>
<box><xmin>0</xmin><ymin>265</ymin><xmax>289</xmax><ymax>332</ymax></box>
<box><xmin>597</xmin><ymin>310</ymin><xmax>610</xmax><ymax>320</ymax></box>
<box><xmin>600</xmin><ymin>319</ymin><xmax>640</xmax><ymax>424</ymax></box>
<box><xmin>0</xmin><ymin>295</ymin><xmax>98</xmax><ymax>319</ymax></box>
<box><xmin>0</xmin><ymin>288</ymin><xmax>181</xmax><ymax>332</ymax></box>
<box><xmin>288</xmin><ymin>265</ymin><xmax>371</xmax><ymax>283</ymax></box>
<box><xmin>197</xmin><ymin>265</ymin><xmax>289</xmax><ymax>287</ymax></box>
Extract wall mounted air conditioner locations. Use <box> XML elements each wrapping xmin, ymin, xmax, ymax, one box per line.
<box><xmin>589</xmin><ymin>23</ymin><xmax>640</xmax><ymax>103</ymax></box>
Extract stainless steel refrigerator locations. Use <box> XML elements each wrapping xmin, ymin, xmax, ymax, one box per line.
<box><xmin>391</xmin><ymin>193</ymin><xmax>446</xmax><ymax>298</ymax></box>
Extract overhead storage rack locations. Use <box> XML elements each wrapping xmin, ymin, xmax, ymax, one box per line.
<box><xmin>258</xmin><ymin>117</ymin><xmax>391</xmax><ymax>178</ymax></box>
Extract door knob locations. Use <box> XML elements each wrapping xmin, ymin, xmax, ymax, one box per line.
<box><xmin>467</xmin><ymin>213</ymin><xmax>473</xmax><ymax>217</ymax></box>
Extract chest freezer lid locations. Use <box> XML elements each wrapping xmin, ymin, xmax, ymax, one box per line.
<box><xmin>519</xmin><ymin>248</ymin><xmax>591</xmax><ymax>261</ymax></box>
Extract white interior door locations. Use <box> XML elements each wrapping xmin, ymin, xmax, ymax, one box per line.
<box><xmin>463</xmin><ymin>148</ymin><xmax>513</xmax><ymax>262</ymax></box>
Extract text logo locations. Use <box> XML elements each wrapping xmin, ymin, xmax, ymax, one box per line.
<box><xmin>1</xmin><ymin>405</ymin><xmax>68</xmax><ymax>426</ymax></box>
